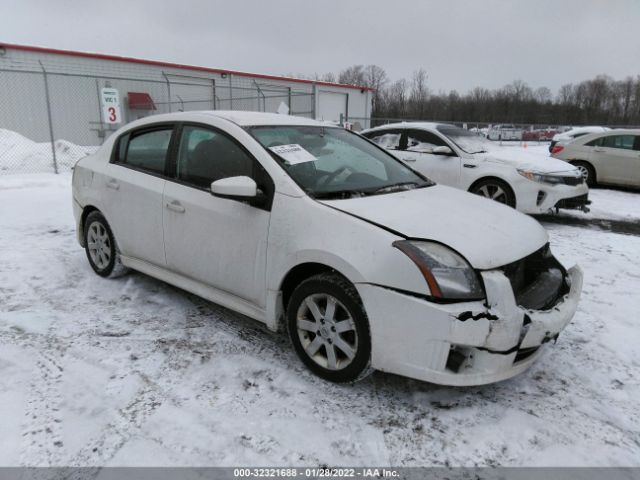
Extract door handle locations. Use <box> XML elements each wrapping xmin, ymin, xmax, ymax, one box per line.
<box><xmin>166</xmin><ymin>200</ymin><xmax>185</xmax><ymax>213</ymax></box>
<box><xmin>594</xmin><ymin>147</ymin><xmax>605</xmax><ymax>152</ymax></box>
<box><xmin>106</xmin><ymin>179</ymin><xmax>120</xmax><ymax>190</ymax></box>
<box><xmin>404</xmin><ymin>157</ymin><xmax>417</xmax><ymax>162</ymax></box>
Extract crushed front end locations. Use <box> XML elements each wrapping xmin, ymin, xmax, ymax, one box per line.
<box><xmin>359</xmin><ymin>245</ymin><xmax>583</xmax><ymax>386</ymax></box>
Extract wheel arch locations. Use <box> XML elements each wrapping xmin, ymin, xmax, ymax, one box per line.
<box><xmin>79</xmin><ymin>205</ymin><xmax>101</xmax><ymax>247</ymax></box>
<box><xmin>279</xmin><ymin>262</ymin><xmax>357</xmax><ymax>314</ymax></box>
<box><xmin>568</xmin><ymin>160</ymin><xmax>597</xmax><ymax>184</ymax></box>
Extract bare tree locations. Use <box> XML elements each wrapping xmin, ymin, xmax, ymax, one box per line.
<box><xmin>338</xmin><ymin>65</ymin><xmax>366</xmax><ymax>86</ymax></box>
<box><xmin>409</xmin><ymin>68</ymin><xmax>429</xmax><ymax>118</ymax></box>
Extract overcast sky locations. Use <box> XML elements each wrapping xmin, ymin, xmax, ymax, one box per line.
<box><xmin>1</xmin><ymin>0</ymin><xmax>638</xmax><ymax>94</ymax></box>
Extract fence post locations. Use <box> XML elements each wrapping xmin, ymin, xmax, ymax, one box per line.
<box><xmin>162</xmin><ymin>72</ymin><xmax>172</xmax><ymax>113</ymax></box>
<box><xmin>253</xmin><ymin>80</ymin><xmax>266</xmax><ymax>111</ymax></box>
<box><xmin>94</xmin><ymin>79</ymin><xmax>105</xmax><ymax>144</ymax></box>
<box><xmin>39</xmin><ymin>61</ymin><xmax>58</xmax><ymax>174</ymax></box>
<box><xmin>311</xmin><ymin>82</ymin><xmax>317</xmax><ymax>119</ymax></box>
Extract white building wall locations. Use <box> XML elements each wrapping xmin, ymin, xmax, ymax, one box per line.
<box><xmin>0</xmin><ymin>45</ymin><xmax>372</xmax><ymax>146</ymax></box>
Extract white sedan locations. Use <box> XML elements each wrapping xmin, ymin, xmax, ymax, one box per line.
<box><xmin>362</xmin><ymin>123</ymin><xmax>590</xmax><ymax>214</ymax></box>
<box><xmin>72</xmin><ymin>111</ymin><xmax>582</xmax><ymax>386</ymax></box>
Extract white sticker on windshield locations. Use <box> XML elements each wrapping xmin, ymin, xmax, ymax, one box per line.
<box><xmin>269</xmin><ymin>144</ymin><xmax>317</xmax><ymax>165</ymax></box>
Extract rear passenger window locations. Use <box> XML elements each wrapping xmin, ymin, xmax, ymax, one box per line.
<box><xmin>124</xmin><ymin>128</ymin><xmax>173</xmax><ymax>174</ymax></box>
<box><xmin>602</xmin><ymin>135</ymin><xmax>634</xmax><ymax>150</ymax></box>
<box><xmin>585</xmin><ymin>137</ymin><xmax>604</xmax><ymax>147</ymax></box>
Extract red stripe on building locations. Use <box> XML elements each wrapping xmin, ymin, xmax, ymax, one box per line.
<box><xmin>0</xmin><ymin>42</ymin><xmax>374</xmax><ymax>92</ymax></box>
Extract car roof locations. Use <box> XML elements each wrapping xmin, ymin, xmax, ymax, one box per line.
<box><xmin>120</xmin><ymin>110</ymin><xmax>328</xmax><ymax>129</ymax></box>
<box><xmin>562</xmin><ymin>126</ymin><xmax>610</xmax><ymax>135</ymax></box>
<box><xmin>571</xmin><ymin>129</ymin><xmax>640</xmax><ymax>143</ymax></box>
<box><xmin>363</xmin><ymin>122</ymin><xmax>453</xmax><ymax>133</ymax></box>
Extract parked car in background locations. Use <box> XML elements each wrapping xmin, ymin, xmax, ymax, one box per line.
<box><xmin>487</xmin><ymin>124</ymin><xmax>523</xmax><ymax>141</ymax></box>
<box><xmin>522</xmin><ymin>128</ymin><xmax>558</xmax><ymax>142</ymax></box>
<box><xmin>72</xmin><ymin>111</ymin><xmax>583</xmax><ymax>386</ymax></box>
<box><xmin>361</xmin><ymin>123</ymin><xmax>590</xmax><ymax>214</ymax></box>
<box><xmin>551</xmin><ymin>129</ymin><xmax>640</xmax><ymax>187</ymax></box>
<box><xmin>549</xmin><ymin>126</ymin><xmax>610</xmax><ymax>153</ymax></box>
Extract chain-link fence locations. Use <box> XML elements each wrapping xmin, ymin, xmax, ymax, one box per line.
<box><xmin>0</xmin><ymin>65</ymin><xmax>315</xmax><ymax>174</ymax></box>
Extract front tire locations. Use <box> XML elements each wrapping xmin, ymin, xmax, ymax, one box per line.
<box><xmin>83</xmin><ymin>211</ymin><xmax>128</xmax><ymax>278</ymax></box>
<box><xmin>287</xmin><ymin>273</ymin><xmax>372</xmax><ymax>383</ymax></box>
<box><xmin>470</xmin><ymin>178</ymin><xmax>516</xmax><ymax>208</ymax></box>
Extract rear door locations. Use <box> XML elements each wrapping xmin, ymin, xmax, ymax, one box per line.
<box><xmin>102</xmin><ymin>125</ymin><xmax>175</xmax><ymax>266</ymax></box>
<box><xmin>590</xmin><ymin>134</ymin><xmax>637</xmax><ymax>185</ymax></box>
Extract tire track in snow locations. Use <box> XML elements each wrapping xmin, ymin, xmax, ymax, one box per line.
<box><xmin>20</xmin><ymin>336</ymin><xmax>67</xmax><ymax>466</ymax></box>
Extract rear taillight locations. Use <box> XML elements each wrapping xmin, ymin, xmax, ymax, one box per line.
<box><xmin>551</xmin><ymin>145</ymin><xmax>564</xmax><ymax>154</ymax></box>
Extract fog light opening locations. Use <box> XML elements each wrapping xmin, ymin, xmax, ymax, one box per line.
<box><xmin>446</xmin><ymin>346</ymin><xmax>470</xmax><ymax>373</ymax></box>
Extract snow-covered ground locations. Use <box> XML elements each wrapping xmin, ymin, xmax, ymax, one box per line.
<box><xmin>0</xmin><ymin>172</ymin><xmax>639</xmax><ymax>467</ymax></box>
<box><xmin>0</xmin><ymin>129</ymin><xmax>96</xmax><ymax>174</ymax></box>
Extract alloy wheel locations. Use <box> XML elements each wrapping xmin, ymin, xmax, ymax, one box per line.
<box><xmin>296</xmin><ymin>293</ymin><xmax>358</xmax><ymax>371</ymax></box>
<box><xmin>576</xmin><ymin>165</ymin><xmax>590</xmax><ymax>182</ymax></box>
<box><xmin>477</xmin><ymin>184</ymin><xmax>508</xmax><ymax>204</ymax></box>
<box><xmin>87</xmin><ymin>221</ymin><xmax>112</xmax><ymax>270</ymax></box>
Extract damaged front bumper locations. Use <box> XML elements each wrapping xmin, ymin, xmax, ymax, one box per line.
<box><xmin>357</xmin><ymin>265</ymin><xmax>583</xmax><ymax>386</ymax></box>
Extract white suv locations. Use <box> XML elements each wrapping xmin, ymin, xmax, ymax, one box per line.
<box><xmin>72</xmin><ymin>111</ymin><xmax>582</xmax><ymax>386</ymax></box>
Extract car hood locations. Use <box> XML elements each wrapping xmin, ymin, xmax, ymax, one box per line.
<box><xmin>320</xmin><ymin>185</ymin><xmax>548</xmax><ymax>270</ymax></box>
<box><xmin>478</xmin><ymin>149</ymin><xmax>578</xmax><ymax>174</ymax></box>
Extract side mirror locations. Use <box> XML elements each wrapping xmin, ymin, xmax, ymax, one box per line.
<box><xmin>211</xmin><ymin>176</ymin><xmax>257</xmax><ymax>199</ymax></box>
<box><xmin>433</xmin><ymin>146</ymin><xmax>454</xmax><ymax>156</ymax></box>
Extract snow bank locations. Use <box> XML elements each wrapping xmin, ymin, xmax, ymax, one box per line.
<box><xmin>0</xmin><ymin>129</ymin><xmax>97</xmax><ymax>174</ymax></box>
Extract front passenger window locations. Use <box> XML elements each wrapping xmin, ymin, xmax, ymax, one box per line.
<box><xmin>177</xmin><ymin>126</ymin><xmax>254</xmax><ymax>189</ymax></box>
<box><xmin>407</xmin><ymin>130</ymin><xmax>447</xmax><ymax>152</ymax></box>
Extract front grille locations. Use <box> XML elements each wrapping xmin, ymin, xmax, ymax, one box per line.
<box><xmin>561</xmin><ymin>176</ymin><xmax>584</xmax><ymax>186</ymax></box>
<box><xmin>501</xmin><ymin>244</ymin><xmax>569</xmax><ymax>310</ymax></box>
<box><xmin>555</xmin><ymin>193</ymin><xmax>589</xmax><ymax>209</ymax></box>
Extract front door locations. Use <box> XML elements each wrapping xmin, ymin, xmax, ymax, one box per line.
<box><xmin>591</xmin><ymin>134</ymin><xmax>639</xmax><ymax>185</ymax></box>
<box><xmin>394</xmin><ymin>129</ymin><xmax>461</xmax><ymax>187</ymax></box>
<box><xmin>162</xmin><ymin>124</ymin><xmax>273</xmax><ymax>306</ymax></box>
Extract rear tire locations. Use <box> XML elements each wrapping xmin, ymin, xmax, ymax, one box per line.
<box><xmin>571</xmin><ymin>161</ymin><xmax>596</xmax><ymax>187</ymax></box>
<box><xmin>287</xmin><ymin>273</ymin><xmax>372</xmax><ymax>383</ymax></box>
<box><xmin>83</xmin><ymin>211</ymin><xmax>128</xmax><ymax>278</ymax></box>
<box><xmin>469</xmin><ymin>178</ymin><xmax>516</xmax><ymax>208</ymax></box>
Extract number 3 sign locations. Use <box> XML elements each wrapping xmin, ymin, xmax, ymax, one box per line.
<box><xmin>101</xmin><ymin>88</ymin><xmax>122</xmax><ymax>124</ymax></box>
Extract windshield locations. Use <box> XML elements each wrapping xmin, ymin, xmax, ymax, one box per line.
<box><xmin>248</xmin><ymin>126</ymin><xmax>433</xmax><ymax>199</ymax></box>
<box><xmin>437</xmin><ymin>125</ymin><xmax>492</xmax><ymax>154</ymax></box>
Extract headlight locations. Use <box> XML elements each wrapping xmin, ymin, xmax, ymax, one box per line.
<box><xmin>393</xmin><ymin>240</ymin><xmax>484</xmax><ymax>300</ymax></box>
<box><xmin>517</xmin><ymin>169</ymin><xmax>564</xmax><ymax>185</ymax></box>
